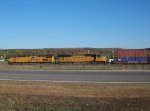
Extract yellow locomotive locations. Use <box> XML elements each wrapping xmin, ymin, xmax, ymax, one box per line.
<box><xmin>95</xmin><ymin>56</ymin><xmax>106</xmax><ymax>64</ymax></box>
<box><xmin>58</xmin><ymin>55</ymin><xmax>94</xmax><ymax>63</ymax></box>
<box><xmin>8</xmin><ymin>54</ymin><xmax>106</xmax><ymax>64</ymax></box>
<box><xmin>58</xmin><ymin>54</ymin><xmax>106</xmax><ymax>64</ymax></box>
<box><xmin>8</xmin><ymin>56</ymin><xmax>54</xmax><ymax>64</ymax></box>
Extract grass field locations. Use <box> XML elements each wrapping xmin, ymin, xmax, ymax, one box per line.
<box><xmin>0</xmin><ymin>81</ymin><xmax>150</xmax><ymax>111</ymax></box>
<box><xmin>0</xmin><ymin>62</ymin><xmax>150</xmax><ymax>70</ymax></box>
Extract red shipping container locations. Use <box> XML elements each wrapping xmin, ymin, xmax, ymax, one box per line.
<box><xmin>135</xmin><ymin>50</ymin><xmax>147</xmax><ymax>57</ymax></box>
<box><xmin>117</xmin><ymin>50</ymin><xmax>147</xmax><ymax>58</ymax></box>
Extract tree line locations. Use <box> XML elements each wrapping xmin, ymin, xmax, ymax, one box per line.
<box><xmin>0</xmin><ymin>48</ymin><xmax>126</xmax><ymax>60</ymax></box>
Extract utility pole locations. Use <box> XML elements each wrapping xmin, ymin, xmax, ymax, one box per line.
<box><xmin>112</xmin><ymin>50</ymin><xmax>114</xmax><ymax>60</ymax></box>
<box><xmin>88</xmin><ymin>50</ymin><xmax>90</xmax><ymax>54</ymax></box>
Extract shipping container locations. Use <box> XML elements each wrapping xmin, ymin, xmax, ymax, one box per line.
<box><xmin>117</xmin><ymin>50</ymin><xmax>147</xmax><ymax>58</ymax></box>
<box><xmin>135</xmin><ymin>50</ymin><xmax>147</xmax><ymax>57</ymax></box>
<box><xmin>116</xmin><ymin>57</ymin><xmax>148</xmax><ymax>64</ymax></box>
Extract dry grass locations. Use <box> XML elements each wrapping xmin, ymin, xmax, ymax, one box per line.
<box><xmin>0</xmin><ymin>81</ymin><xmax>150</xmax><ymax>98</ymax></box>
<box><xmin>0</xmin><ymin>62</ymin><xmax>150</xmax><ymax>70</ymax></box>
<box><xmin>0</xmin><ymin>81</ymin><xmax>150</xmax><ymax>111</ymax></box>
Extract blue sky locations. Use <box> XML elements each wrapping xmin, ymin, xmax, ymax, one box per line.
<box><xmin>0</xmin><ymin>0</ymin><xmax>150</xmax><ymax>49</ymax></box>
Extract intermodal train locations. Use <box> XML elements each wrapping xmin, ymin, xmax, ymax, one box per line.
<box><xmin>7</xmin><ymin>54</ymin><xmax>107</xmax><ymax>64</ymax></box>
<box><xmin>7</xmin><ymin>49</ymin><xmax>150</xmax><ymax>64</ymax></box>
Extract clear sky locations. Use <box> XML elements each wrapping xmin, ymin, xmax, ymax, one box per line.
<box><xmin>0</xmin><ymin>0</ymin><xmax>150</xmax><ymax>49</ymax></box>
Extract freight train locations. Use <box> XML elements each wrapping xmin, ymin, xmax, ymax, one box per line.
<box><xmin>7</xmin><ymin>54</ymin><xmax>107</xmax><ymax>64</ymax></box>
<box><xmin>7</xmin><ymin>49</ymin><xmax>150</xmax><ymax>64</ymax></box>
